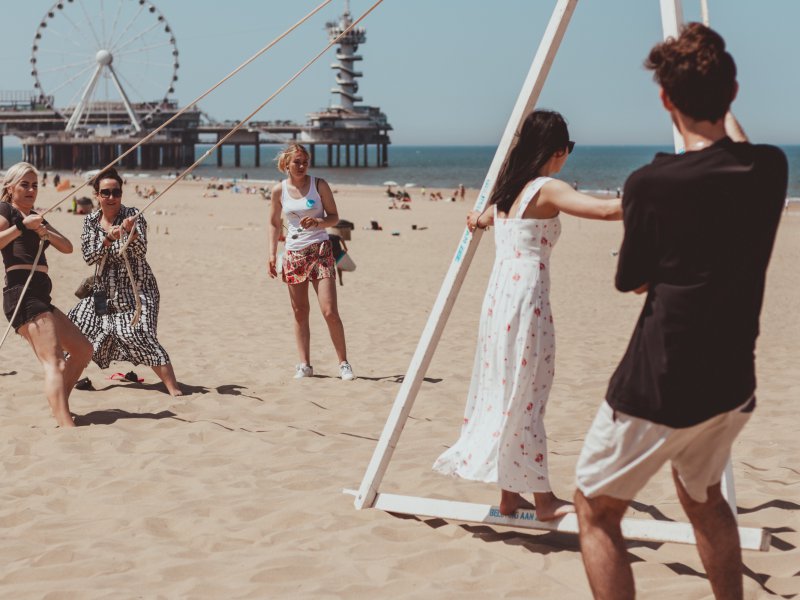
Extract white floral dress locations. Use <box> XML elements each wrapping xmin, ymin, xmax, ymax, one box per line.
<box><xmin>433</xmin><ymin>177</ymin><xmax>561</xmax><ymax>493</ymax></box>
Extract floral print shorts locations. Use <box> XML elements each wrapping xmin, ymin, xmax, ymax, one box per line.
<box><xmin>282</xmin><ymin>240</ymin><xmax>336</xmax><ymax>284</ymax></box>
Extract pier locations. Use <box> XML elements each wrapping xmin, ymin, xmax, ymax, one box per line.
<box><xmin>0</xmin><ymin>2</ymin><xmax>390</xmax><ymax>172</ymax></box>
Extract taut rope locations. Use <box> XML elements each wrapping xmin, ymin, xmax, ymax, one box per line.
<box><xmin>38</xmin><ymin>0</ymin><xmax>332</xmax><ymax>218</ymax></box>
<box><xmin>118</xmin><ymin>0</ymin><xmax>386</xmax><ymax>256</ymax></box>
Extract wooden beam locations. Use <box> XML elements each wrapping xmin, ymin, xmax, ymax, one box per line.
<box><xmin>345</xmin><ymin>491</ymin><xmax>770</xmax><ymax>552</ymax></box>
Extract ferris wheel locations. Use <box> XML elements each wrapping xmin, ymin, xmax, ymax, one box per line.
<box><xmin>30</xmin><ymin>0</ymin><xmax>179</xmax><ymax>133</ymax></box>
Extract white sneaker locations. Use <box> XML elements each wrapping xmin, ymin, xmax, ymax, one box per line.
<box><xmin>294</xmin><ymin>363</ymin><xmax>313</xmax><ymax>379</ymax></box>
<box><xmin>339</xmin><ymin>361</ymin><xmax>355</xmax><ymax>381</ymax></box>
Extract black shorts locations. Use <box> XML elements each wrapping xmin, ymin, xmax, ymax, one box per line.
<box><xmin>3</xmin><ymin>270</ymin><xmax>55</xmax><ymax>331</ymax></box>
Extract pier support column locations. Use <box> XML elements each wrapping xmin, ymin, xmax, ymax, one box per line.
<box><xmin>327</xmin><ymin>144</ymin><xmax>332</xmax><ymax>167</ymax></box>
<box><xmin>346</xmin><ymin>144</ymin><xmax>351</xmax><ymax>167</ymax></box>
<box><xmin>255</xmin><ymin>140</ymin><xmax>261</xmax><ymax>167</ymax></box>
<box><xmin>217</xmin><ymin>135</ymin><xmax>223</xmax><ymax>167</ymax></box>
<box><xmin>336</xmin><ymin>144</ymin><xmax>341</xmax><ymax>167</ymax></box>
<box><xmin>354</xmin><ymin>144</ymin><xmax>359</xmax><ymax>167</ymax></box>
<box><xmin>382</xmin><ymin>143</ymin><xmax>388</xmax><ymax>166</ymax></box>
<box><xmin>363</xmin><ymin>143</ymin><xmax>368</xmax><ymax>167</ymax></box>
<box><xmin>235</xmin><ymin>144</ymin><xmax>241</xmax><ymax>168</ymax></box>
<box><xmin>310</xmin><ymin>144</ymin><xmax>316</xmax><ymax>167</ymax></box>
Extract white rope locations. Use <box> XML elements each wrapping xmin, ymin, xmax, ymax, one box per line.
<box><xmin>39</xmin><ymin>0</ymin><xmax>332</xmax><ymax>217</ymax></box>
<box><xmin>118</xmin><ymin>0</ymin><xmax>385</xmax><ymax>256</ymax></box>
<box><xmin>0</xmin><ymin>240</ymin><xmax>44</xmax><ymax>350</ymax></box>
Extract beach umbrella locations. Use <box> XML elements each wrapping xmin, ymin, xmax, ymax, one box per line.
<box><xmin>404</xmin><ymin>183</ymin><xmax>416</xmax><ymax>188</ymax></box>
<box><xmin>382</xmin><ymin>180</ymin><xmax>399</xmax><ymax>187</ymax></box>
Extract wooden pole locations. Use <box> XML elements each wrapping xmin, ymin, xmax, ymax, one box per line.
<box><xmin>354</xmin><ymin>0</ymin><xmax>580</xmax><ymax>510</ymax></box>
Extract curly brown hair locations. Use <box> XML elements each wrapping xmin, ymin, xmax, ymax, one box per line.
<box><xmin>645</xmin><ymin>22</ymin><xmax>736</xmax><ymax>122</ymax></box>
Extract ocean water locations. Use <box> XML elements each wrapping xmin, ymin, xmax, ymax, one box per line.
<box><xmin>3</xmin><ymin>144</ymin><xmax>799</xmax><ymax>197</ymax></box>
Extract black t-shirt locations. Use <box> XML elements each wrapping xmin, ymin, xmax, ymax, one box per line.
<box><xmin>607</xmin><ymin>137</ymin><xmax>787</xmax><ymax>427</ymax></box>
<box><xmin>0</xmin><ymin>202</ymin><xmax>49</xmax><ymax>270</ymax></box>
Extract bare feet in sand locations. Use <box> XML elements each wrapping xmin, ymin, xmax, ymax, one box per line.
<box><xmin>499</xmin><ymin>489</ymin><xmax>574</xmax><ymax>521</ymax></box>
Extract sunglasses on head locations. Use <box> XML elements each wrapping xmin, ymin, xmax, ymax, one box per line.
<box><xmin>99</xmin><ymin>188</ymin><xmax>122</xmax><ymax>198</ymax></box>
<box><xmin>567</xmin><ymin>140</ymin><xmax>576</xmax><ymax>154</ymax></box>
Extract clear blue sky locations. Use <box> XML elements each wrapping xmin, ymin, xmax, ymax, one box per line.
<box><xmin>1</xmin><ymin>0</ymin><xmax>797</xmax><ymax>146</ymax></box>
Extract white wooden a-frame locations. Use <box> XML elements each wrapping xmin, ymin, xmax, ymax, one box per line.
<box><xmin>349</xmin><ymin>0</ymin><xmax>769</xmax><ymax>552</ymax></box>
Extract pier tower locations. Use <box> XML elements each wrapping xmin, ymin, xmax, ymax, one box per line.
<box><xmin>328</xmin><ymin>1</ymin><xmax>365</xmax><ymax>111</ymax></box>
<box><xmin>299</xmin><ymin>1</ymin><xmax>392</xmax><ymax>168</ymax></box>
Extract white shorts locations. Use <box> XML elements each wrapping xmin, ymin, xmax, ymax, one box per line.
<box><xmin>576</xmin><ymin>397</ymin><xmax>753</xmax><ymax>503</ymax></box>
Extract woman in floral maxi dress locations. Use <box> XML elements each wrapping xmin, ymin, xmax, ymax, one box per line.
<box><xmin>433</xmin><ymin>111</ymin><xmax>622</xmax><ymax>520</ymax></box>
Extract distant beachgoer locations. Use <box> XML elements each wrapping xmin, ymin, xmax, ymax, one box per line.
<box><xmin>458</xmin><ymin>183</ymin><xmax>465</xmax><ymax>201</ymax></box>
<box><xmin>573</xmin><ymin>23</ymin><xmax>788</xmax><ymax>599</ymax></box>
<box><xmin>433</xmin><ymin>110</ymin><xmax>622</xmax><ymax>521</ymax></box>
<box><xmin>53</xmin><ymin>173</ymin><xmax>61</xmax><ymax>188</ymax></box>
<box><xmin>1</xmin><ymin>162</ymin><xmax>92</xmax><ymax>427</ymax></box>
<box><xmin>268</xmin><ymin>143</ymin><xmax>354</xmax><ymax>381</ymax></box>
<box><xmin>68</xmin><ymin>167</ymin><xmax>182</xmax><ymax>396</ymax></box>
<box><xmin>573</xmin><ymin>180</ymin><xmax>578</xmax><ymax>190</ymax></box>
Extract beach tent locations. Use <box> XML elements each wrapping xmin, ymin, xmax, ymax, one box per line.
<box><xmin>349</xmin><ymin>0</ymin><xmax>769</xmax><ymax>553</ymax></box>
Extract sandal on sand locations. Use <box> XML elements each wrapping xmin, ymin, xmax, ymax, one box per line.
<box><xmin>125</xmin><ymin>371</ymin><xmax>144</xmax><ymax>383</ymax></box>
<box><xmin>108</xmin><ymin>371</ymin><xmax>144</xmax><ymax>383</ymax></box>
<box><xmin>74</xmin><ymin>377</ymin><xmax>94</xmax><ymax>391</ymax></box>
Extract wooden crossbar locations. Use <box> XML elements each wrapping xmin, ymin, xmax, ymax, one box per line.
<box><xmin>344</xmin><ymin>490</ymin><xmax>771</xmax><ymax>552</ymax></box>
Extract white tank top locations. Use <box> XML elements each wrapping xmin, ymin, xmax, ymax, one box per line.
<box><xmin>281</xmin><ymin>176</ymin><xmax>329</xmax><ymax>251</ymax></box>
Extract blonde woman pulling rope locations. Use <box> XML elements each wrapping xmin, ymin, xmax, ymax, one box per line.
<box><xmin>0</xmin><ymin>162</ymin><xmax>92</xmax><ymax>428</ymax></box>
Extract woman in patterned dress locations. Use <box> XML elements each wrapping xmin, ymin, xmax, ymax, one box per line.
<box><xmin>433</xmin><ymin>111</ymin><xmax>622</xmax><ymax>520</ymax></box>
<box><xmin>68</xmin><ymin>168</ymin><xmax>182</xmax><ymax>396</ymax></box>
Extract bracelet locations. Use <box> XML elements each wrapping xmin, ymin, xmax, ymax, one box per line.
<box><xmin>15</xmin><ymin>219</ymin><xmax>26</xmax><ymax>232</ymax></box>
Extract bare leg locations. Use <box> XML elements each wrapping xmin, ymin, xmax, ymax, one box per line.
<box><xmin>337</xmin><ymin>268</ymin><xmax>343</xmax><ymax>286</ymax></box>
<box><xmin>19</xmin><ymin>312</ymin><xmax>82</xmax><ymax>427</ymax></box>
<box><xmin>499</xmin><ymin>489</ymin><xmax>533</xmax><ymax>515</ymax></box>
<box><xmin>312</xmin><ymin>277</ymin><xmax>347</xmax><ymax>363</ymax></box>
<box><xmin>50</xmin><ymin>309</ymin><xmax>92</xmax><ymax>397</ymax></box>
<box><xmin>574</xmin><ymin>490</ymin><xmax>635</xmax><ymax>600</ymax></box>
<box><xmin>151</xmin><ymin>363</ymin><xmax>183</xmax><ymax>396</ymax></box>
<box><xmin>287</xmin><ymin>281</ymin><xmax>311</xmax><ymax>365</ymax></box>
<box><xmin>673</xmin><ymin>469</ymin><xmax>743</xmax><ymax>600</ymax></box>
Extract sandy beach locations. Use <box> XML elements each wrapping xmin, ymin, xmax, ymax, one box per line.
<box><xmin>1</xmin><ymin>178</ymin><xmax>798</xmax><ymax>598</ymax></box>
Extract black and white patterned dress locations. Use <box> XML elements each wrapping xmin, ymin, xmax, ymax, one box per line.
<box><xmin>68</xmin><ymin>206</ymin><xmax>171</xmax><ymax>369</ymax></box>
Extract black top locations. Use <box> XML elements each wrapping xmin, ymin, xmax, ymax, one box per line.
<box><xmin>0</xmin><ymin>202</ymin><xmax>49</xmax><ymax>269</ymax></box>
<box><xmin>607</xmin><ymin>137</ymin><xmax>787</xmax><ymax>428</ymax></box>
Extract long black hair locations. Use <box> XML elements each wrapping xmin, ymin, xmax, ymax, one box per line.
<box><xmin>489</xmin><ymin>110</ymin><xmax>569</xmax><ymax>214</ymax></box>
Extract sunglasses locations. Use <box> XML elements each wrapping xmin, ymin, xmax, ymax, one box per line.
<box><xmin>99</xmin><ymin>188</ymin><xmax>122</xmax><ymax>198</ymax></box>
<box><xmin>567</xmin><ymin>140</ymin><xmax>576</xmax><ymax>154</ymax></box>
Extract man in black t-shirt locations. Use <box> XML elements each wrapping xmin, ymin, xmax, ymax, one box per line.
<box><xmin>574</xmin><ymin>24</ymin><xmax>788</xmax><ymax>600</ymax></box>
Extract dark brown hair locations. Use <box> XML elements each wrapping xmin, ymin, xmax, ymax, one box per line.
<box><xmin>92</xmin><ymin>167</ymin><xmax>123</xmax><ymax>192</ymax></box>
<box><xmin>645</xmin><ymin>22</ymin><xmax>736</xmax><ymax>122</ymax></box>
<box><xmin>489</xmin><ymin>110</ymin><xmax>570</xmax><ymax>214</ymax></box>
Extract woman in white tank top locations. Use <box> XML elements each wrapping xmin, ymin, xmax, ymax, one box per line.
<box><xmin>268</xmin><ymin>144</ymin><xmax>354</xmax><ymax>381</ymax></box>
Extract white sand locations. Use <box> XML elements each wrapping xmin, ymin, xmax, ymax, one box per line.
<box><xmin>0</xmin><ymin>179</ymin><xmax>797</xmax><ymax>598</ymax></box>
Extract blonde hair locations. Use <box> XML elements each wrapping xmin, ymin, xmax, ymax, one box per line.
<box><xmin>2</xmin><ymin>162</ymin><xmax>39</xmax><ymax>203</ymax></box>
<box><xmin>275</xmin><ymin>144</ymin><xmax>309</xmax><ymax>174</ymax></box>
